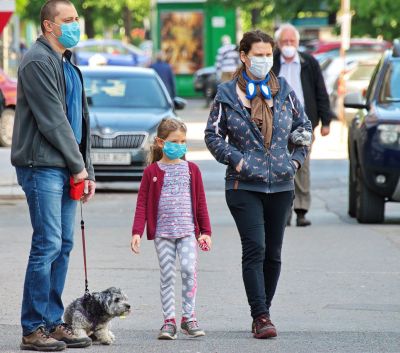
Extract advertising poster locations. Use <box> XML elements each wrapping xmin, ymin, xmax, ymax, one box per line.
<box><xmin>160</xmin><ymin>11</ymin><xmax>204</xmax><ymax>74</ymax></box>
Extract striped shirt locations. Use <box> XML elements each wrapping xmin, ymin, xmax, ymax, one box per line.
<box><xmin>215</xmin><ymin>44</ymin><xmax>240</xmax><ymax>74</ymax></box>
<box><xmin>155</xmin><ymin>161</ymin><xmax>195</xmax><ymax>239</ymax></box>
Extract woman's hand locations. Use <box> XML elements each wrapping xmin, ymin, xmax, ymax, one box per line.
<box><xmin>197</xmin><ymin>234</ymin><xmax>212</xmax><ymax>251</ymax></box>
<box><xmin>131</xmin><ymin>234</ymin><xmax>141</xmax><ymax>254</ymax></box>
<box><xmin>236</xmin><ymin>159</ymin><xmax>244</xmax><ymax>173</ymax></box>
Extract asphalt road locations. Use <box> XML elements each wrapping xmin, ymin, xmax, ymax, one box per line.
<box><xmin>0</xmin><ymin>99</ymin><xmax>399</xmax><ymax>353</ymax></box>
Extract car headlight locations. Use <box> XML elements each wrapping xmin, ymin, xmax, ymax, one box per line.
<box><xmin>378</xmin><ymin>124</ymin><xmax>400</xmax><ymax>145</ymax></box>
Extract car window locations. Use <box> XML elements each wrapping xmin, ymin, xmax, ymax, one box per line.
<box><xmin>365</xmin><ymin>60</ymin><xmax>382</xmax><ymax>102</ymax></box>
<box><xmin>83</xmin><ymin>74</ymin><xmax>169</xmax><ymax>108</ymax></box>
<box><xmin>75</xmin><ymin>45</ymin><xmax>104</xmax><ymax>53</ymax></box>
<box><xmin>103</xmin><ymin>44</ymin><xmax>130</xmax><ymax>55</ymax></box>
<box><xmin>348</xmin><ymin>65</ymin><xmax>376</xmax><ymax>81</ymax></box>
<box><xmin>379</xmin><ymin>60</ymin><xmax>400</xmax><ymax>103</ymax></box>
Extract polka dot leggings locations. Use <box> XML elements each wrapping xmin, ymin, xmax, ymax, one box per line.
<box><xmin>154</xmin><ymin>235</ymin><xmax>198</xmax><ymax>321</ymax></box>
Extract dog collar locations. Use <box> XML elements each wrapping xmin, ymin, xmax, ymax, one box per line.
<box><xmin>242</xmin><ymin>71</ymin><xmax>271</xmax><ymax>100</ymax></box>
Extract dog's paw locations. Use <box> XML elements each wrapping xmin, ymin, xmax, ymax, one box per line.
<box><xmin>100</xmin><ymin>337</ymin><xmax>113</xmax><ymax>345</ymax></box>
<box><xmin>109</xmin><ymin>331</ymin><xmax>115</xmax><ymax>341</ymax></box>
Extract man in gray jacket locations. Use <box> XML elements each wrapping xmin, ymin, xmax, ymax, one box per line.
<box><xmin>11</xmin><ymin>0</ymin><xmax>94</xmax><ymax>351</ymax></box>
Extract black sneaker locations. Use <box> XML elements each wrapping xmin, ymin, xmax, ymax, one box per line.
<box><xmin>252</xmin><ymin>314</ymin><xmax>277</xmax><ymax>339</ymax></box>
<box><xmin>181</xmin><ymin>320</ymin><xmax>205</xmax><ymax>337</ymax></box>
<box><xmin>158</xmin><ymin>322</ymin><xmax>177</xmax><ymax>340</ymax></box>
<box><xmin>296</xmin><ymin>214</ymin><xmax>311</xmax><ymax>226</ymax></box>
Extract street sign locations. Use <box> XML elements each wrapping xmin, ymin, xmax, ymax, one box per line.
<box><xmin>0</xmin><ymin>0</ymin><xmax>15</xmax><ymax>35</ymax></box>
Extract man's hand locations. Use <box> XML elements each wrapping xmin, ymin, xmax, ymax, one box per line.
<box><xmin>81</xmin><ymin>180</ymin><xmax>96</xmax><ymax>203</ymax></box>
<box><xmin>321</xmin><ymin>126</ymin><xmax>330</xmax><ymax>137</ymax></box>
<box><xmin>73</xmin><ymin>168</ymin><xmax>88</xmax><ymax>183</ymax></box>
<box><xmin>131</xmin><ymin>234</ymin><xmax>141</xmax><ymax>254</ymax></box>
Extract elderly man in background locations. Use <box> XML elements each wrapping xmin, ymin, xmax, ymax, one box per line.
<box><xmin>272</xmin><ymin>23</ymin><xmax>334</xmax><ymax>227</ymax></box>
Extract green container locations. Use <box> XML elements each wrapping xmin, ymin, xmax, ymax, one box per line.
<box><xmin>154</xmin><ymin>0</ymin><xmax>236</xmax><ymax>97</ymax></box>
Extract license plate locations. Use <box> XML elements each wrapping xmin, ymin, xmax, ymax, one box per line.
<box><xmin>91</xmin><ymin>152</ymin><xmax>131</xmax><ymax>165</ymax></box>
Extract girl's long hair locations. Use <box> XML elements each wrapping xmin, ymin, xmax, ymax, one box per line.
<box><xmin>148</xmin><ymin>118</ymin><xmax>187</xmax><ymax>164</ymax></box>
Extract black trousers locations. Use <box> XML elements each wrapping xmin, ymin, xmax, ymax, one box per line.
<box><xmin>226</xmin><ymin>189</ymin><xmax>294</xmax><ymax>319</ymax></box>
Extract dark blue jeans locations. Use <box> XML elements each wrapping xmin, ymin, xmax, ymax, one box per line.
<box><xmin>226</xmin><ymin>189</ymin><xmax>293</xmax><ymax>319</ymax></box>
<box><xmin>16</xmin><ymin>167</ymin><xmax>77</xmax><ymax>336</ymax></box>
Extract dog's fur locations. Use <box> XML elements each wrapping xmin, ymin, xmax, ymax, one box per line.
<box><xmin>64</xmin><ymin>287</ymin><xmax>131</xmax><ymax>345</ymax></box>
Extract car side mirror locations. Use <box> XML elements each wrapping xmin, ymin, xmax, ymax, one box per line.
<box><xmin>174</xmin><ymin>97</ymin><xmax>187</xmax><ymax>110</ymax></box>
<box><xmin>344</xmin><ymin>92</ymin><xmax>369</xmax><ymax>110</ymax></box>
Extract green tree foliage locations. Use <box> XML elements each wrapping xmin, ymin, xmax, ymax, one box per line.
<box><xmin>16</xmin><ymin>0</ymin><xmax>150</xmax><ymax>40</ymax></box>
<box><xmin>209</xmin><ymin>0</ymin><xmax>399</xmax><ymax>41</ymax></box>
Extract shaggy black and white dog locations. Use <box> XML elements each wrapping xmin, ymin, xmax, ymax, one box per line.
<box><xmin>64</xmin><ymin>287</ymin><xmax>131</xmax><ymax>345</ymax></box>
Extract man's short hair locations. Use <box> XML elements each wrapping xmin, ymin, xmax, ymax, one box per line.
<box><xmin>40</xmin><ymin>0</ymin><xmax>73</xmax><ymax>33</ymax></box>
<box><xmin>274</xmin><ymin>23</ymin><xmax>300</xmax><ymax>43</ymax></box>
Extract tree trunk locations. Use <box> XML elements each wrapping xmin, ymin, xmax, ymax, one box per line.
<box><xmin>82</xmin><ymin>6</ymin><xmax>95</xmax><ymax>38</ymax></box>
<box><xmin>123</xmin><ymin>5</ymin><xmax>133</xmax><ymax>41</ymax></box>
<box><xmin>251</xmin><ymin>8</ymin><xmax>261</xmax><ymax>28</ymax></box>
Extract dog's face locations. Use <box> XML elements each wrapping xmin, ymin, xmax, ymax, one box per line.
<box><xmin>94</xmin><ymin>287</ymin><xmax>131</xmax><ymax>318</ymax></box>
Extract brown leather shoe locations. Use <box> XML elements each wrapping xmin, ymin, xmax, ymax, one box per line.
<box><xmin>50</xmin><ymin>323</ymin><xmax>92</xmax><ymax>348</ymax></box>
<box><xmin>252</xmin><ymin>314</ymin><xmax>277</xmax><ymax>339</ymax></box>
<box><xmin>20</xmin><ymin>327</ymin><xmax>66</xmax><ymax>351</ymax></box>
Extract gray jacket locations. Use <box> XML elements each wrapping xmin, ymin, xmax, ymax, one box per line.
<box><xmin>11</xmin><ymin>36</ymin><xmax>94</xmax><ymax>180</ymax></box>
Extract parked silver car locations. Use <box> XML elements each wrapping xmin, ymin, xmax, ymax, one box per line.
<box><xmin>81</xmin><ymin>66</ymin><xmax>186</xmax><ymax>181</ymax></box>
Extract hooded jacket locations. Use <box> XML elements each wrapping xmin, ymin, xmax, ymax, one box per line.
<box><xmin>205</xmin><ymin>76</ymin><xmax>312</xmax><ymax>194</ymax></box>
<box><xmin>11</xmin><ymin>35</ymin><xmax>94</xmax><ymax>180</ymax></box>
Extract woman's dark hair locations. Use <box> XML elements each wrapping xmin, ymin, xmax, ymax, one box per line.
<box><xmin>238</xmin><ymin>29</ymin><xmax>275</xmax><ymax>54</ymax></box>
<box><xmin>234</xmin><ymin>30</ymin><xmax>275</xmax><ymax>77</ymax></box>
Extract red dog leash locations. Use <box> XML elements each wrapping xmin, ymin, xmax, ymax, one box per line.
<box><xmin>80</xmin><ymin>201</ymin><xmax>90</xmax><ymax>296</ymax></box>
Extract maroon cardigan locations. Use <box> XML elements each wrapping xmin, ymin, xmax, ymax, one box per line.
<box><xmin>132</xmin><ymin>161</ymin><xmax>212</xmax><ymax>240</ymax></box>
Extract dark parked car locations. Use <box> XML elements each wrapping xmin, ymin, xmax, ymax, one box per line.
<box><xmin>345</xmin><ymin>41</ymin><xmax>400</xmax><ymax>223</ymax></box>
<box><xmin>73</xmin><ymin>39</ymin><xmax>151</xmax><ymax>67</ymax></box>
<box><xmin>193</xmin><ymin>66</ymin><xmax>219</xmax><ymax>104</ymax></box>
<box><xmin>81</xmin><ymin>66</ymin><xmax>186</xmax><ymax>181</ymax></box>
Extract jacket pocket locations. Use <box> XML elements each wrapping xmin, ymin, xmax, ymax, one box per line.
<box><xmin>239</xmin><ymin>149</ymin><xmax>268</xmax><ymax>182</ymax></box>
<box><xmin>270</xmin><ymin>147</ymin><xmax>296</xmax><ymax>183</ymax></box>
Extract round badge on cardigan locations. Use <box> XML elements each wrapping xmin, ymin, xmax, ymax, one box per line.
<box><xmin>153</xmin><ymin>177</ymin><xmax>157</xmax><ymax>182</ymax></box>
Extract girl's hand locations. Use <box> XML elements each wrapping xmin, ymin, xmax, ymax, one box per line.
<box><xmin>131</xmin><ymin>234</ymin><xmax>141</xmax><ymax>254</ymax></box>
<box><xmin>197</xmin><ymin>234</ymin><xmax>212</xmax><ymax>251</ymax></box>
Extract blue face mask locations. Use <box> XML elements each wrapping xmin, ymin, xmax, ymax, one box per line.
<box><xmin>162</xmin><ymin>141</ymin><xmax>187</xmax><ymax>160</ymax></box>
<box><xmin>52</xmin><ymin>21</ymin><xmax>80</xmax><ymax>48</ymax></box>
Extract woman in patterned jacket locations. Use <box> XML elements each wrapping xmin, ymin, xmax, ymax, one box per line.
<box><xmin>205</xmin><ymin>30</ymin><xmax>312</xmax><ymax>339</ymax></box>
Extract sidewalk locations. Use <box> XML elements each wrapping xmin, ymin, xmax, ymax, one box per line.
<box><xmin>0</xmin><ymin>148</ymin><xmax>24</xmax><ymax>198</ymax></box>
<box><xmin>0</xmin><ymin>119</ymin><xmax>348</xmax><ymax>198</ymax></box>
<box><xmin>186</xmin><ymin>120</ymin><xmax>348</xmax><ymax>161</ymax></box>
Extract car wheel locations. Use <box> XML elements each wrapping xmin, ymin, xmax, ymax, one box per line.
<box><xmin>348</xmin><ymin>139</ymin><xmax>357</xmax><ymax>217</ymax></box>
<box><xmin>355</xmin><ymin>166</ymin><xmax>385</xmax><ymax>223</ymax></box>
<box><xmin>348</xmin><ymin>159</ymin><xmax>357</xmax><ymax>217</ymax></box>
<box><xmin>0</xmin><ymin>108</ymin><xmax>15</xmax><ymax>147</ymax></box>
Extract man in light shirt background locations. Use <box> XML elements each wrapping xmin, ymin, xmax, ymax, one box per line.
<box><xmin>272</xmin><ymin>24</ymin><xmax>334</xmax><ymax>227</ymax></box>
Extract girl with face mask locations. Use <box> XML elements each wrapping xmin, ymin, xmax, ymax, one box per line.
<box><xmin>205</xmin><ymin>30</ymin><xmax>312</xmax><ymax>339</ymax></box>
<box><xmin>131</xmin><ymin>118</ymin><xmax>212</xmax><ymax>340</ymax></box>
